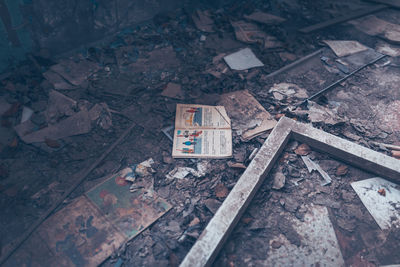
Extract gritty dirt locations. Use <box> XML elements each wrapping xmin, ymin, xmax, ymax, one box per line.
<box><xmin>0</xmin><ymin>0</ymin><xmax>399</xmax><ymax>266</ymax></box>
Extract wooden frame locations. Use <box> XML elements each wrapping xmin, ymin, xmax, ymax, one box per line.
<box><xmin>180</xmin><ymin>117</ymin><xmax>400</xmax><ymax>267</ymax></box>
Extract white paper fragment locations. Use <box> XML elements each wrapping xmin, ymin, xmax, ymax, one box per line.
<box><xmin>21</xmin><ymin>107</ymin><xmax>34</xmax><ymax>123</ymax></box>
<box><xmin>323</xmin><ymin>40</ymin><xmax>368</xmax><ymax>57</ymax></box>
<box><xmin>351</xmin><ymin>177</ymin><xmax>400</xmax><ymax>230</ymax></box>
<box><xmin>166</xmin><ymin>161</ymin><xmax>209</xmax><ymax>180</ymax></box>
<box><xmin>224</xmin><ymin>48</ymin><xmax>264</xmax><ymax>70</ymax></box>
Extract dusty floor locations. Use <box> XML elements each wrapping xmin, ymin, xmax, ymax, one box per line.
<box><xmin>0</xmin><ymin>0</ymin><xmax>400</xmax><ymax>266</ymax></box>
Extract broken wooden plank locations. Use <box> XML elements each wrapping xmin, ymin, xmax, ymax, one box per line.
<box><xmin>180</xmin><ymin>117</ymin><xmax>294</xmax><ymax>267</ymax></box>
<box><xmin>266</xmin><ymin>49</ymin><xmax>323</xmax><ymax>78</ymax></box>
<box><xmin>180</xmin><ymin>117</ymin><xmax>400</xmax><ymax>267</ymax></box>
<box><xmin>291</xmin><ymin>121</ymin><xmax>400</xmax><ymax>182</ymax></box>
<box><xmin>299</xmin><ymin>4</ymin><xmax>387</xmax><ymax>33</ymax></box>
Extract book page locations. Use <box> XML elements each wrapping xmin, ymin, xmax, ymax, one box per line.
<box><xmin>175</xmin><ymin>104</ymin><xmax>231</xmax><ymax>129</ymax></box>
<box><xmin>172</xmin><ymin>128</ymin><xmax>232</xmax><ymax>158</ymax></box>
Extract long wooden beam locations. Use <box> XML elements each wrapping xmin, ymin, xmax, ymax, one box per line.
<box><xmin>180</xmin><ymin>117</ymin><xmax>400</xmax><ymax>267</ymax></box>
<box><xmin>299</xmin><ymin>4</ymin><xmax>387</xmax><ymax>33</ymax></box>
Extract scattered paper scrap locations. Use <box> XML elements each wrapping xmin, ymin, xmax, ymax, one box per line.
<box><xmin>349</xmin><ymin>15</ymin><xmax>400</xmax><ymax>44</ymax></box>
<box><xmin>119</xmin><ymin>158</ymin><xmax>156</xmax><ymax>183</ymax></box>
<box><xmin>301</xmin><ymin>156</ymin><xmax>332</xmax><ymax>186</ymax></box>
<box><xmin>376</xmin><ymin>41</ymin><xmax>400</xmax><ymax>57</ymax></box>
<box><xmin>263</xmin><ymin>205</ymin><xmax>344</xmax><ymax>266</ymax></box>
<box><xmin>244</xmin><ymin>11</ymin><xmax>286</xmax><ymax>25</ymax></box>
<box><xmin>269</xmin><ymin>82</ymin><xmax>308</xmax><ymax>101</ymax></box>
<box><xmin>231</xmin><ymin>21</ymin><xmax>282</xmax><ymax>49</ymax></box>
<box><xmin>323</xmin><ymin>40</ymin><xmax>368</xmax><ymax>57</ymax></box>
<box><xmin>15</xmin><ymin>109</ymin><xmax>92</xmax><ymax>143</ymax></box>
<box><xmin>172</xmin><ymin>104</ymin><xmax>232</xmax><ymax>158</ymax></box>
<box><xmin>351</xmin><ymin>177</ymin><xmax>400</xmax><ymax>230</ymax></box>
<box><xmin>224</xmin><ymin>48</ymin><xmax>264</xmax><ymax>70</ymax></box>
<box><xmin>21</xmin><ymin>107</ymin><xmax>33</xmax><ymax>123</ymax></box>
<box><xmin>294</xmin><ymin>101</ymin><xmax>347</xmax><ymax>125</ymax></box>
<box><xmin>166</xmin><ymin>161</ymin><xmax>209</xmax><ymax>180</ymax></box>
<box><xmin>192</xmin><ymin>10</ymin><xmax>214</xmax><ymax>33</ymax></box>
<box><xmin>219</xmin><ymin>90</ymin><xmax>277</xmax><ymax>141</ymax></box>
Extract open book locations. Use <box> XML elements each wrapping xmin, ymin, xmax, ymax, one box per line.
<box><xmin>172</xmin><ymin>104</ymin><xmax>232</xmax><ymax>158</ymax></box>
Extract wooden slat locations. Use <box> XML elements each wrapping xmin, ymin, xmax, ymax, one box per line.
<box><xmin>180</xmin><ymin>117</ymin><xmax>400</xmax><ymax>267</ymax></box>
<box><xmin>180</xmin><ymin>118</ymin><xmax>294</xmax><ymax>267</ymax></box>
<box><xmin>299</xmin><ymin>4</ymin><xmax>387</xmax><ymax>33</ymax></box>
<box><xmin>291</xmin><ymin>121</ymin><xmax>400</xmax><ymax>183</ymax></box>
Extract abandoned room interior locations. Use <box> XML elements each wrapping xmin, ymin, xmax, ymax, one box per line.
<box><xmin>0</xmin><ymin>0</ymin><xmax>399</xmax><ymax>266</ymax></box>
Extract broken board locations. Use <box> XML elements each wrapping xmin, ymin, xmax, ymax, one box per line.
<box><xmin>86</xmin><ymin>173</ymin><xmax>172</xmax><ymax>239</ymax></box>
<box><xmin>5</xmin><ymin>174</ymin><xmax>172</xmax><ymax>267</ymax></box>
<box><xmin>351</xmin><ymin>177</ymin><xmax>400</xmax><ymax>230</ymax></box>
<box><xmin>263</xmin><ymin>205</ymin><xmax>344</xmax><ymax>266</ymax></box>
<box><xmin>180</xmin><ymin>117</ymin><xmax>400</xmax><ymax>267</ymax></box>
<box><xmin>219</xmin><ymin>90</ymin><xmax>277</xmax><ymax>141</ymax></box>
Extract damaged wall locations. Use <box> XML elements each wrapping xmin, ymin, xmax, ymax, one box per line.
<box><xmin>0</xmin><ymin>0</ymin><xmax>192</xmax><ymax>73</ymax></box>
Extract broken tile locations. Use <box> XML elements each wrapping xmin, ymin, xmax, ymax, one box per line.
<box><xmin>295</xmin><ymin>101</ymin><xmax>347</xmax><ymax>125</ymax></box>
<box><xmin>323</xmin><ymin>40</ymin><xmax>368</xmax><ymax>57</ymax></box>
<box><xmin>376</xmin><ymin>41</ymin><xmax>400</xmax><ymax>57</ymax></box>
<box><xmin>349</xmin><ymin>15</ymin><xmax>400</xmax><ymax>44</ymax></box>
<box><xmin>219</xmin><ymin>90</ymin><xmax>276</xmax><ymax>141</ymax></box>
<box><xmin>269</xmin><ymin>82</ymin><xmax>308</xmax><ymax>101</ymax></box>
<box><xmin>86</xmin><ymin>173</ymin><xmax>172</xmax><ymax>240</ymax></box>
<box><xmin>231</xmin><ymin>21</ymin><xmax>282</xmax><ymax>49</ymax></box>
<box><xmin>263</xmin><ymin>205</ymin><xmax>344</xmax><ymax>266</ymax></box>
<box><xmin>301</xmin><ymin>156</ymin><xmax>332</xmax><ymax>186</ymax></box>
<box><xmin>15</xmin><ymin>109</ymin><xmax>92</xmax><ymax>143</ymax></box>
<box><xmin>351</xmin><ymin>177</ymin><xmax>400</xmax><ymax>230</ymax></box>
<box><xmin>21</xmin><ymin>107</ymin><xmax>33</xmax><ymax>123</ymax></box>
<box><xmin>223</xmin><ymin>48</ymin><xmax>264</xmax><ymax>70</ymax></box>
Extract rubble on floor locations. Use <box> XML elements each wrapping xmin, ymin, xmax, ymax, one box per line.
<box><xmin>1</xmin><ymin>1</ymin><xmax>400</xmax><ymax>266</ymax></box>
